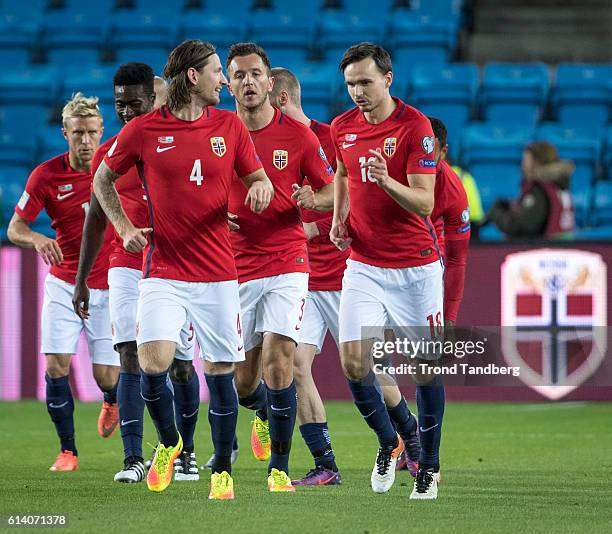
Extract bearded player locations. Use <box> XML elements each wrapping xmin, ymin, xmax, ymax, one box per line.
<box><xmin>93</xmin><ymin>40</ymin><xmax>273</xmax><ymax>497</ymax></box>
<box><xmin>72</xmin><ymin>63</ymin><xmax>202</xmax><ymax>484</ymax></box>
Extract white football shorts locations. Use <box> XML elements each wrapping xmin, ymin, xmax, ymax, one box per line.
<box><xmin>41</xmin><ymin>273</ymin><xmax>118</xmax><ymax>366</ymax></box>
<box><xmin>136</xmin><ymin>277</ymin><xmax>244</xmax><ymax>363</ymax></box>
<box><xmin>239</xmin><ymin>272</ymin><xmax>309</xmax><ymax>352</ymax></box>
<box><xmin>339</xmin><ymin>259</ymin><xmax>444</xmax><ymax>360</ymax></box>
<box><xmin>298</xmin><ymin>290</ymin><xmax>341</xmax><ymax>353</ymax></box>
<box><xmin>108</xmin><ymin>267</ymin><xmax>194</xmax><ymax>359</ymax></box>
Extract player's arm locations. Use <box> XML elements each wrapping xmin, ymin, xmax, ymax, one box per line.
<box><xmin>7</xmin><ymin>212</ymin><xmax>63</xmax><ymax>265</ymax></box>
<box><xmin>239</xmin><ymin>168</ymin><xmax>274</xmax><ymax>214</ymax></box>
<box><xmin>72</xmin><ymin>193</ymin><xmax>108</xmax><ymax>319</ymax></box>
<box><xmin>330</xmin><ymin>160</ymin><xmax>352</xmax><ymax>250</ymax></box>
<box><xmin>292</xmin><ymin>182</ymin><xmax>334</xmax><ymax>211</ymax></box>
<box><xmin>443</xmin><ymin>238</ymin><xmax>469</xmax><ymax>325</ymax></box>
<box><xmin>363</xmin><ymin>150</ymin><xmax>435</xmax><ymax>217</ymax></box>
<box><xmin>93</xmin><ymin>161</ymin><xmax>151</xmax><ymax>252</ymax></box>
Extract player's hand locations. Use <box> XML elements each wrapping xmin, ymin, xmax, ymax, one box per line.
<box><xmin>227</xmin><ymin>212</ymin><xmax>240</xmax><ymax>231</ymax></box>
<box><xmin>303</xmin><ymin>221</ymin><xmax>320</xmax><ymax>241</ymax></box>
<box><xmin>122</xmin><ymin>226</ymin><xmax>152</xmax><ymax>253</ymax></box>
<box><xmin>330</xmin><ymin>221</ymin><xmax>352</xmax><ymax>251</ymax></box>
<box><xmin>32</xmin><ymin>234</ymin><xmax>63</xmax><ymax>265</ymax></box>
<box><xmin>362</xmin><ymin>149</ymin><xmax>390</xmax><ymax>188</ymax></box>
<box><xmin>72</xmin><ymin>282</ymin><xmax>90</xmax><ymax>320</ymax></box>
<box><xmin>245</xmin><ymin>180</ymin><xmax>273</xmax><ymax>214</ymax></box>
<box><xmin>291</xmin><ymin>183</ymin><xmax>317</xmax><ymax>209</ymax></box>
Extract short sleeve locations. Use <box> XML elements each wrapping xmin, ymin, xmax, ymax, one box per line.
<box><xmin>300</xmin><ymin>128</ymin><xmax>334</xmax><ymax>189</ymax></box>
<box><xmin>233</xmin><ymin>117</ymin><xmax>263</xmax><ymax>178</ymax></box>
<box><xmin>405</xmin><ymin>115</ymin><xmax>437</xmax><ymax>175</ymax></box>
<box><xmin>14</xmin><ymin>165</ymin><xmax>49</xmax><ymax>222</ymax></box>
<box><xmin>104</xmin><ymin>119</ymin><xmax>142</xmax><ymax>175</ymax></box>
<box><xmin>329</xmin><ymin>121</ymin><xmax>343</xmax><ymax>164</ymax></box>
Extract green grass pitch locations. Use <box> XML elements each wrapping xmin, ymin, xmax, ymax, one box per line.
<box><xmin>1</xmin><ymin>400</ymin><xmax>611</xmax><ymax>533</ymax></box>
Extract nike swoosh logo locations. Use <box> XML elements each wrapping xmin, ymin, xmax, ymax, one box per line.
<box><xmin>156</xmin><ymin>145</ymin><xmax>176</xmax><ymax>153</ymax></box>
<box><xmin>419</xmin><ymin>424</ymin><xmax>439</xmax><ymax>433</ymax></box>
<box><xmin>363</xmin><ymin>409</ymin><xmax>376</xmax><ymax>418</ymax></box>
<box><xmin>141</xmin><ymin>394</ymin><xmax>160</xmax><ymax>402</ymax></box>
<box><xmin>182</xmin><ymin>409</ymin><xmax>199</xmax><ymax>419</ymax></box>
<box><xmin>342</xmin><ymin>142</ymin><xmax>356</xmax><ymax>149</ymax></box>
<box><xmin>121</xmin><ymin>419</ymin><xmax>139</xmax><ymax>426</ymax></box>
<box><xmin>209</xmin><ymin>410</ymin><xmax>235</xmax><ymax>417</ymax></box>
<box><xmin>237</xmin><ymin>345</ymin><xmax>243</xmax><ymax>351</ymax></box>
<box><xmin>294</xmin><ymin>325</ymin><xmax>301</xmax><ymax>331</ymax></box>
<box><xmin>48</xmin><ymin>401</ymin><xmax>69</xmax><ymax>408</ymax></box>
<box><xmin>56</xmin><ymin>192</ymin><xmax>74</xmax><ymax>200</ymax></box>
<box><xmin>270</xmin><ymin>405</ymin><xmax>292</xmax><ymax>412</ymax></box>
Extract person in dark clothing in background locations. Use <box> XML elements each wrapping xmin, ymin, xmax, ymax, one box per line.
<box><xmin>487</xmin><ymin>141</ymin><xmax>575</xmax><ymax>239</ymax></box>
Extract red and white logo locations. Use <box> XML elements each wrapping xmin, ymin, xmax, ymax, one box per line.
<box><xmin>501</xmin><ymin>249</ymin><xmax>607</xmax><ymax>400</ymax></box>
<box><xmin>210</xmin><ymin>136</ymin><xmax>226</xmax><ymax>157</ymax></box>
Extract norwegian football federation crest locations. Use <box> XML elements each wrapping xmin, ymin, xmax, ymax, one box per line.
<box><xmin>273</xmin><ymin>150</ymin><xmax>288</xmax><ymax>170</ymax></box>
<box><xmin>210</xmin><ymin>137</ymin><xmax>226</xmax><ymax>157</ymax></box>
<box><xmin>501</xmin><ymin>249</ymin><xmax>607</xmax><ymax>400</ymax></box>
<box><xmin>383</xmin><ymin>137</ymin><xmax>397</xmax><ymax>157</ymax></box>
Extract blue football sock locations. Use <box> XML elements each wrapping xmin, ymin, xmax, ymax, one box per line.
<box><xmin>102</xmin><ymin>382</ymin><xmax>118</xmax><ymax>405</ymax></box>
<box><xmin>239</xmin><ymin>380</ymin><xmax>268</xmax><ymax>422</ymax></box>
<box><xmin>267</xmin><ymin>382</ymin><xmax>297</xmax><ymax>474</ymax></box>
<box><xmin>299</xmin><ymin>422</ymin><xmax>337</xmax><ymax>470</ymax></box>
<box><xmin>45</xmin><ymin>374</ymin><xmax>77</xmax><ymax>455</ymax></box>
<box><xmin>387</xmin><ymin>397</ymin><xmax>418</xmax><ymax>443</ymax></box>
<box><xmin>347</xmin><ymin>371</ymin><xmax>397</xmax><ymax>448</ymax></box>
<box><xmin>140</xmin><ymin>370</ymin><xmax>178</xmax><ymax>447</ymax></box>
<box><xmin>205</xmin><ymin>372</ymin><xmax>238</xmax><ymax>474</ymax></box>
<box><xmin>117</xmin><ymin>372</ymin><xmax>144</xmax><ymax>461</ymax></box>
<box><xmin>416</xmin><ymin>378</ymin><xmax>445</xmax><ymax>470</ymax></box>
<box><xmin>172</xmin><ymin>370</ymin><xmax>200</xmax><ymax>454</ymax></box>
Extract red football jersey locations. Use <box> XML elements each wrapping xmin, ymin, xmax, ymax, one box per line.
<box><xmin>432</xmin><ymin>159</ymin><xmax>471</xmax><ymax>321</ymax></box>
<box><xmin>432</xmin><ymin>159</ymin><xmax>471</xmax><ymax>255</ymax></box>
<box><xmin>302</xmin><ymin>119</ymin><xmax>349</xmax><ymax>291</ymax></box>
<box><xmin>93</xmin><ymin>135</ymin><xmax>148</xmax><ymax>271</ymax></box>
<box><xmin>330</xmin><ymin>98</ymin><xmax>440</xmax><ymax>269</ymax></box>
<box><xmin>15</xmin><ymin>153</ymin><xmax>111</xmax><ymax>289</ymax></box>
<box><xmin>104</xmin><ymin>106</ymin><xmax>262</xmax><ymax>283</ymax></box>
<box><xmin>229</xmin><ymin>109</ymin><xmax>334</xmax><ymax>283</ymax></box>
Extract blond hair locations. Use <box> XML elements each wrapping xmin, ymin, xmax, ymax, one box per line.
<box><xmin>62</xmin><ymin>92</ymin><xmax>102</xmax><ymax>126</ymax></box>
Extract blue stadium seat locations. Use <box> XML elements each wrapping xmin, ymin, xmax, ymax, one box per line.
<box><xmin>318</xmin><ymin>13</ymin><xmax>382</xmax><ymax>62</ymax></box>
<box><xmin>37</xmin><ymin>125</ymin><xmax>67</xmax><ymax>163</ymax></box>
<box><xmin>591</xmin><ymin>181</ymin><xmax>612</xmax><ymax>227</ymax></box>
<box><xmin>0</xmin><ymin>0</ymin><xmax>47</xmax><ymax>15</ymax></box>
<box><xmin>536</xmin><ymin>123</ymin><xmax>601</xmax><ymax>225</ymax></box>
<box><xmin>51</xmin><ymin>0</ymin><xmax>115</xmax><ymax>16</ymax></box>
<box><xmin>481</xmin><ymin>63</ymin><xmax>549</xmax><ymax>127</ymax></box>
<box><xmin>478</xmin><ymin>224</ymin><xmax>504</xmax><ymax>242</ymax></box>
<box><xmin>409</xmin><ymin>63</ymin><xmax>478</xmax><ymax>160</ymax></box>
<box><xmin>603</xmin><ymin>126</ymin><xmax>612</xmax><ymax>180</ymax></box>
<box><xmin>0</xmin><ymin>67</ymin><xmax>58</xmax><ymax>106</ymax></box>
<box><xmin>263</xmin><ymin>0</ymin><xmax>323</xmax><ymax>18</ymax></box>
<box><xmin>0</xmin><ymin>105</ymin><xmax>49</xmax><ymax>139</ymax></box>
<box><xmin>0</xmin><ymin>173</ymin><xmax>28</xmax><ymax>229</ymax></box>
<box><xmin>320</xmin><ymin>0</ymin><xmax>394</xmax><ymax>24</ymax></box>
<box><xmin>178</xmin><ymin>11</ymin><xmax>248</xmax><ymax>62</ymax></box>
<box><xmin>111</xmin><ymin>10</ymin><xmax>177</xmax><ymax>74</ymax></box>
<box><xmin>460</xmin><ymin>123</ymin><xmax>534</xmax><ymax>211</ymax></box>
<box><xmin>552</xmin><ymin>64</ymin><xmax>612</xmax><ymax>128</ymax></box>
<box><xmin>294</xmin><ymin>63</ymin><xmax>339</xmax><ymax>123</ymax></box>
<box><xmin>43</xmin><ymin>11</ymin><xmax>108</xmax><ymax>65</ymax></box>
<box><xmin>249</xmin><ymin>12</ymin><xmax>314</xmax><ymax>66</ymax></box>
<box><xmin>390</xmin><ymin>15</ymin><xmax>457</xmax><ymax>71</ymax></box>
<box><xmin>0</xmin><ymin>14</ymin><xmax>38</xmax><ymax>69</ymax></box>
<box><xmin>61</xmin><ymin>66</ymin><xmax>117</xmax><ymax>106</ymax></box>
<box><xmin>572</xmin><ymin>226</ymin><xmax>612</xmax><ymax>240</ymax></box>
<box><xmin>0</xmin><ymin>131</ymin><xmax>36</xmax><ymax>169</ymax></box>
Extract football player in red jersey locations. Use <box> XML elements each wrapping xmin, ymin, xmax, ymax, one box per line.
<box><xmin>93</xmin><ymin>40</ymin><xmax>274</xmax><ymax>497</ymax></box>
<box><xmin>7</xmin><ymin>93</ymin><xmax>119</xmax><ymax>472</ymax></box>
<box><xmin>72</xmin><ymin>63</ymin><xmax>201</xmax><ymax>484</ymax></box>
<box><xmin>268</xmin><ymin>67</ymin><xmax>345</xmax><ymax>486</ymax></box>
<box><xmin>270</xmin><ymin>67</ymin><xmax>423</xmax><ymax>486</ymax></box>
<box><xmin>225</xmin><ymin>43</ymin><xmax>334</xmax><ymax>492</ymax></box>
<box><xmin>329</xmin><ymin>43</ymin><xmax>445</xmax><ymax>499</ymax></box>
